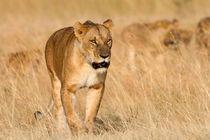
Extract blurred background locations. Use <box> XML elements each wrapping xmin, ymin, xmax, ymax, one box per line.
<box><xmin>0</xmin><ymin>0</ymin><xmax>210</xmax><ymax>139</ymax></box>
<box><xmin>1</xmin><ymin>0</ymin><xmax>210</xmax><ymax>53</ymax></box>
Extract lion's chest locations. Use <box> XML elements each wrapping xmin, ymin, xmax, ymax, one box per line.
<box><xmin>74</xmin><ymin>64</ymin><xmax>106</xmax><ymax>89</ymax></box>
<box><xmin>85</xmin><ymin>71</ymin><xmax>98</xmax><ymax>87</ymax></box>
<box><xmin>78</xmin><ymin>69</ymin><xmax>100</xmax><ymax>88</ymax></box>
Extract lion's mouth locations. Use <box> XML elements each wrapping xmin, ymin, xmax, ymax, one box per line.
<box><xmin>92</xmin><ymin>61</ymin><xmax>110</xmax><ymax>69</ymax></box>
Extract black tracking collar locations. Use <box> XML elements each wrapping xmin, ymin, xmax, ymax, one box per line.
<box><xmin>92</xmin><ymin>61</ymin><xmax>110</xmax><ymax>69</ymax></box>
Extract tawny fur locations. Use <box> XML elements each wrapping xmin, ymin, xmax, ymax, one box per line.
<box><xmin>121</xmin><ymin>19</ymin><xmax>194</xmax><ymax>70</ymax></box>
<box><xmin>6</xmin><ymin>49</ymin><xmax>42</xmax><ymax>74</ymax></box>
<box><xmin>39</xmin><ymin>19</ymin><xmax>113</xmax><ymax>134</ymax></box>
<box><xmin>163</xmin><ymin>28</ymin><xmax>193</xmax><ymax>50</ymax></box>
<box><xmin>121</xmin><ymin>19</ymin><xmax>179</xmax><ymax>53</ymax></box>
<box><xmin>196</xmin><ymin>17</ymin><xmax>210</xmax><ymax>55</ymax></box>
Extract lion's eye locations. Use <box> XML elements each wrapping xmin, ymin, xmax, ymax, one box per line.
<box><xmin>90</xmin><ymin>40</ymin><xmax>97</xmax><ymax>45</ymax></box>
<box><xmin>107</xmin><ymin>39</ymin><xmax>112</xmax><ymax>46</ymax></box>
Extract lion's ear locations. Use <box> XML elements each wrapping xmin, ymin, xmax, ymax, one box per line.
<box><xmin>83</xmin><ymin>20</ymin><xmax>95</xmax><ymax>26</ymax></box>
<box><xmin>73</xmin><ymin>22</ymin><xmax>87</xmax><ymax>41</ymax></box>
<box><xmin>103</xmin><ymin>19</ymin><xmax>113</xmax><ymax>30</ymax></box>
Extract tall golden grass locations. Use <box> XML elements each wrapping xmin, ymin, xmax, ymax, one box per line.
<box><xmin>0</xmin><ymin>0</ymin><xmax>210</xmax><ymax>139</ymax></box>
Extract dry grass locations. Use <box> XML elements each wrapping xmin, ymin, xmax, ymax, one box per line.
<box><xmin>0</xmin><ymin>0</ymin><xmax>210</xmax><ymax>139</ymax></box>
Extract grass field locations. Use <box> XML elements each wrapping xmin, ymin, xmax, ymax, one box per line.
<box><xmin>0</xmin><ymin>0</ymin><xmax>210</xmax><ymax>139</ymax></box>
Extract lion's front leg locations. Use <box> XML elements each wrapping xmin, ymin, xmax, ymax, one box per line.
<box><xmin>61</xmin><ymin>86</ymin><xmax>87</xmax><ymax>135</ymax></box>
<box><xmin>85</xmin><ymin>84</ymin><xmax>104</xmax><ymax>133</ymax></box>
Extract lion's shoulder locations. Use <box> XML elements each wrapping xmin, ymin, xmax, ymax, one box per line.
<box><xmin>51</xmin><ymin>27</ymin><xmax>74</xmax><ymax>41</ymax></box>
<box><xmin>147</xmin><ymin>19</ymin><xmax>178</xmax><ymax>30</ymax></box>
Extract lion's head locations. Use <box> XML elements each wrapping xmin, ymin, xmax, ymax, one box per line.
<box><xmin>196</xmin><ymin>17</ymin><xmax>210</xmax><ymax>50</ymax></box>
<box><xmin>164</xmin><ymin>28</ymin><xmax>193</xmax><ymax>50</ymax></box>
<box><xmin>73</xmin><ymin>19</ymin><xmax>113</xmax><ymax>70</ymax></box>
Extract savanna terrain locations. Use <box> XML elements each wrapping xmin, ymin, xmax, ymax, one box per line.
<box><xmin>0</xmin><ymin>0</ymin><xmax>210</xmax><ymax>139</ymax></box>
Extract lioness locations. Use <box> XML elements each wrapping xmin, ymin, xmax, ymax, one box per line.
<box><xmin>34</xmin><ymin>19</ymin><xmax>113</xmax><ymax>134</ymax></box>
<box><xmin>121</xmin><ymin>19</ymin><xmax>179</xmax><ymax>70</ymax></box>
<box><xmin>122</xmin><ymin>19</ymin><xmax>179</xmax><ymax>52</ymax></box>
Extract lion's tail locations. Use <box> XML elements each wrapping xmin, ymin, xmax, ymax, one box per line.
<box><xmin>34</xmin><ymin>99</ymin><xmax>54</xmax><ymax>120</ymax></box>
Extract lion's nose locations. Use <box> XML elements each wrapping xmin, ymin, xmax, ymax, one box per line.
<box><xmin>100</xmin><ymin>54</ymin><xmax>109</xmax><ymax>59</ymax></box>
